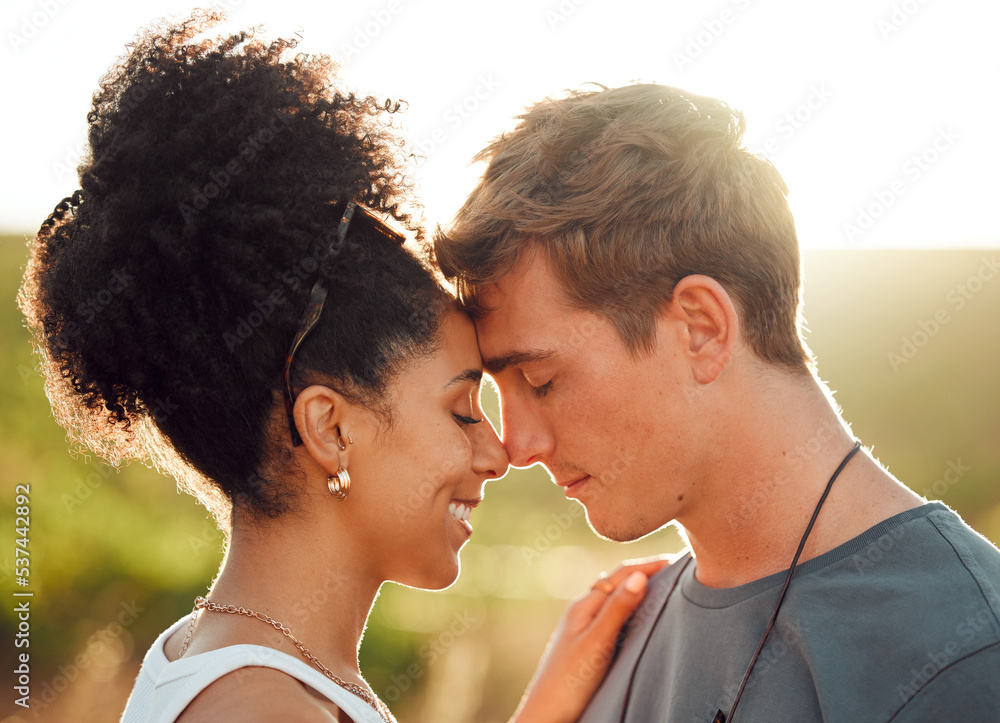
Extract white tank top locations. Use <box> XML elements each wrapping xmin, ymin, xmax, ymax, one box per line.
<box><xmin>121</xmin><ymin>615</ymin><xmax>388</xmax><ymax>723</ymax></box>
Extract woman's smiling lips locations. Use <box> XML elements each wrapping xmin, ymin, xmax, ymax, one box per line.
<box><xmin>448</xmin><ymin>497</ymin><xmax>481</xmax><ymax>535</ymax></box>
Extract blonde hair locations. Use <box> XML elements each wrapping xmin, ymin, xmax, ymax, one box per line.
<box><xmin>434</xmin><ymin>83</ymin><xmax>814</xmax><ymax>374</ymax></box>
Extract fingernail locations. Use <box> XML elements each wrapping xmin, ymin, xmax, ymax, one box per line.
<box><xmin>624</xmin><ymin>572</ymin><xmax>645</xmax><ymax>593</ymax></box>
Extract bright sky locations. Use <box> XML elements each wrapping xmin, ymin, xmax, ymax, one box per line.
<box><xmin>1</xmin><ymin>0</ymin><xmax>997</xmax><ymax>248</ymax></box>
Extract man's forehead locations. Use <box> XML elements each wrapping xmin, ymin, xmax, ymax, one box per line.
<box><xmin>479</xmin><ymin>249</ymin><xmax>576</xmax><ymax>315</ymax></box>
<box><xmin>473</xmin><ymin>282</ymin><xmax>538</xmax><ymax>362</ymax></box>
<box><xmin>473</xmin><ymin>252</ymin><xmax>572</xmax><ymax>365</ymax></box>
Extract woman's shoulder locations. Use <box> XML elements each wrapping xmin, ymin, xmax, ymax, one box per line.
<box><xmin>175</xmin><ymin>666</ymin><xmax>341</xmax><ymax>722</ymax></box>
<box><xmin>144</xmin><ymin>620</ymin><xmax>348</xmax><ymax>723</ymax></box>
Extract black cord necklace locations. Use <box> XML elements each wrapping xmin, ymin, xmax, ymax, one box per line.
<box><xmin>713</xmin><ymin>440</ymin><xmax>862</xmax><ymax>722</ymax></box>
<box><xmin>617</xmin><ymin>440</ymin><xmax>862</xmax><ymax>723</ymax></box>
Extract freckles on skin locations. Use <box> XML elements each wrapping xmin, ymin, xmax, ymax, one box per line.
<box><xmin>368</xmin><ymin>428</ymin><xmax>463</xmax><ymax>586</ymax></box>
<box><xmin>417</xmin><ymin>429</ymin><xmax>472</xmax><ymax>511</ymax></box>
<box><xmin>475</xmin><ymin>253</ymin><xmax>698</xmax><ymax>539</ymax></box>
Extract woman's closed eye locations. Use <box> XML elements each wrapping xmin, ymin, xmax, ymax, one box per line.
<box><xmin>447</xmin><ymin>374</ymin><xmax>486</xmax><ymax>426</ymax></box>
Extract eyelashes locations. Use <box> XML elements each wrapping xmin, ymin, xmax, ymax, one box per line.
<box><xmin>453</xmin><ymin>413</ymin><xmax>484</xmax><ymax>426</ymax></box>
<box><xmin>521</xmin><ymin>368</ymin><xmax>553</xmax><ymax>399</ymax></box>
<box><xmin>529</xmin><ymin>380</ymin><xmax>553</xmax><ymax>398</ymax></box>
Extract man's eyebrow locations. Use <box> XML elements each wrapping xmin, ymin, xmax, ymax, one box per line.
<box><xmin>482</xmin><ymin>351</ymin><xmax>553</xmax><ymax>375</ymax></box>
<box><xmin>445</xmin><ymin>368</ymin><xmax>484</xmax><ymax>389</ymax></box>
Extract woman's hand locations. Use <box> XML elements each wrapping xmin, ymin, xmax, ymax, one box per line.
<box><xmin>509</xmin><ymin>556</ymin><xmax>674</xmax><ymax>723</ymax></box>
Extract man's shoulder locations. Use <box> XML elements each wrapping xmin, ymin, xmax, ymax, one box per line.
<box><xmin>826</xmin><ymin>502</ymin><xmax>1000</xmax><ymax>608</ymax></box>
<box><xmin>577</xmin><ymin>554</ymin><xmax>693</xmax><ymax>723</ymax></box>
<box><xmin>579</xmin><ymin>506</ymin><xmax>1000</xmax><ymax>722</ymax></box>
<box><xmin>789</xmin><ymin>502</ymin><xmax>1000</xmax><ymax>718</ymax></box>
<box><xmin>922</xmin><ymin>503</ymin><xmax>1000</xmax><ymax>586</ymax></box>
<box><xmin>888</xmin><ymin>639</ymin><xmax>1000</xmax><ymax>719</ymax></box>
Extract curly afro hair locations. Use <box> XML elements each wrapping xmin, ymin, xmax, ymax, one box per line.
<box><xmin>18</xmin><ymin>10</ymin><xmax>450</xmax><ymax>528</ymax></box>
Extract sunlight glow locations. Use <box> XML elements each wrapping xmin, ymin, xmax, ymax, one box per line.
<box><xmin>2</xmin><ymin>0</ymin><xmax>996</xmax><ymax>247</ymax></box>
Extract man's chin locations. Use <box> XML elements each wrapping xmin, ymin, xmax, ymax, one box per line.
<box><xmin>581</xmin><ymin>504</ymin><xmax>656</xmax><ymax>543</ymax></box>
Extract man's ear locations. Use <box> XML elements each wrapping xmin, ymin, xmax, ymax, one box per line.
<box><xmin>665</xmin><ymin>275</ymin><xmax>739</xmax><ymax>384</ymax></box>
<box><xmin>294</xmin><ymin>385</ymin><xmax>352</xmax><ymax>475</ymax></box>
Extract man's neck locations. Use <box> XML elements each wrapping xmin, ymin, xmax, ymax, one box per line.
<box><xmin>677</xmin><ymin>372</ymin><xmax>923</xmax><ymax>589</ymax></box>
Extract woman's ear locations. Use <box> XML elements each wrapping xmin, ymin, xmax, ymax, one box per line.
<box><xmin>293</xmin><ymin>384</ymin><xmax>352</xmax><ymax>474</ymax></box>
<box><xmin>666</xmin><ymin>275</ymin><xmax>739</xmax><ymax>384</ymax></box>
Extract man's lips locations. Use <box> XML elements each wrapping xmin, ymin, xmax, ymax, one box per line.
<box><xmin>559</xmin><ymin>475</ymin><xmax>590</xmax><ymax>498</ymax></box>
<box><xmin>557</xmin><ymin>475</ymin><xmax>589</xmax><ymax>488</ymax></box>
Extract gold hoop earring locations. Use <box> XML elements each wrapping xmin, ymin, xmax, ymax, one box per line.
<box><xmin>327</xmin><ymin>467</ymin><xmax>351</xmax><ymax>501</ymax></box>
<box><xmin>338</xmin><ymin>434</ymin><xmax>354</xmax><ymax>451</ymax></box>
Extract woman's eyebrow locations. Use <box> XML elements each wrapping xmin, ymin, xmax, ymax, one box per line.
<box><xmin>444</xmin><ymin>368</ymin><xmax>483</xmax><ymax>389</ymax></box>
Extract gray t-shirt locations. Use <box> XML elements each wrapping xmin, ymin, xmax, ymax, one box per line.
<box><xmin>580</xmin><ymin>502</ymin><xmax>1000</xmax><ymax>722</ymax></box>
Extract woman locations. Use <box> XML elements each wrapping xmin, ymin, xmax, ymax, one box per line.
<box><xmin>18</xmin><ymin>11</ymin><xmax>661</xmax><ymax>722</ymax></box>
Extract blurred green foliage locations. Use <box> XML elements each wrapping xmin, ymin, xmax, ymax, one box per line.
<box><xmin>1</xmin><ymin>236</ymin><xmax>997</xmax><ymax>722</ymax></box>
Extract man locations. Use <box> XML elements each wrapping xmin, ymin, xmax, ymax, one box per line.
<box><xmin>434</xmin><ymin>84</ymin><xmax>1000</xmax><ymax>720</ymax></box>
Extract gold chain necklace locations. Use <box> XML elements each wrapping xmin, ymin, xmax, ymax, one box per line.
<box><xmin>178</xmin><ymin>596</ymin><xmax>395</xmax><ymax>723</ymax></box>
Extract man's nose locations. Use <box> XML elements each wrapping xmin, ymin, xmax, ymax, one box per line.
<box><xmin>474</xmin><ymin>416</ymin><xmax>509</xmax><ymax>481</ymax></box>
<box><xmin>500</xmin><ymin>395</ymin><xmax>550</xmax><ymax>468</ymax></box>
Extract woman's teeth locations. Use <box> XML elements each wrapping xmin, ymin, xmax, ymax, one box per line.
<box><xmin>448</xmin><ymin>502</ymin><xmax>472</xmax><ymax>524</ymax></box>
